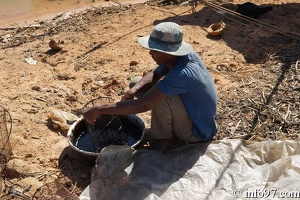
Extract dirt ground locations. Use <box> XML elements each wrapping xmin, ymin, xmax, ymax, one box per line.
<box><xmin>0</xmin><ymin>0</ymin><xmax>299</xmax><ymax>198</ymax></box>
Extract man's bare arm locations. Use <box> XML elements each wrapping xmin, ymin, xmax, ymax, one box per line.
<box><xmin>83</xmin><ymin>85</ymin><xmax>166</xmax><ymax>124</ymax></box>
<box><xmin>122</xmin><ymin>69</ymin><xmax>163</xmax><ymax>100</ymax></box>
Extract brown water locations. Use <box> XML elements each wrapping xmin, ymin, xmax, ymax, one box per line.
<box><xmin>0</xmin><ymin>0</ymin><xmax>143</xmax><ymax>27</ymax></box>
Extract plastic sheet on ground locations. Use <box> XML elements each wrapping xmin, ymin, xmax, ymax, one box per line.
<box><xmin>79</xmin><ymin>139</ymin><xmax>300</xmax><ymax>200</ymax></box>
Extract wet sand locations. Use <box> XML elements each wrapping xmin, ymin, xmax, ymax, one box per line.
<box><xmin>0</xmin><ymin>0</ymin><xmax>146</xmax><ymax>27</ymax></box>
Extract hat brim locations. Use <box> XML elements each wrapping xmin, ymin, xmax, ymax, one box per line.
<box><xmin>138</xmin><ymin>36</ymin><xmax>193</xmax><ymax>56</ymax></box>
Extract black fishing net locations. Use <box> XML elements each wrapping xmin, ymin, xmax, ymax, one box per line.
<box><xmin>86</xmin><ymin>115</ymin><xmax>127</xmax><ymax>153</ymax></box>
<box><xmin>76</xmin><ymin>97</ymin><xmax>144</xmax><ymax>154</ymax></box>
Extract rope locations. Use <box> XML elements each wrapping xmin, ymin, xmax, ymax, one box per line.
<box><xmin>197</xmin><ymin>0</ymin><xmax>300</xmax><ymax>40</ymax></box>
<box><xmin>0</xmin><ymin>105</ymin><xmax>12</xmax><ymax>164</ymax></box>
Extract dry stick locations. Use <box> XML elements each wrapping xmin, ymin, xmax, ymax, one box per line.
<box><xmin>4</xmin><ymin>181</ymin><xmax>31</xmax><ymax>200</ymax></box>
<box><xmin>230</xmin><ymin>120</ymin><xmax>241</xmax><ymax>136</ymax></box>
<box><xmin>70</xmin><ymin>181</ymin><xmax>78</xmax><ymax>196</ymax></box>
<box><xmin>36</xmin><ymin>171</ymin><xmax>58</xmax><ymax>181</ymax></box>
<box><xmin>283</xmin><ymin>104</ymin><xmax>291</xmax><ymax>123</ymax></box>
<box><xmin>14</xmin><ymin>28</ymin><xmax>31</xmax><ymax>38</ymax></box>
<box><xmin>111</xmin><ymin>0</ymin><xmax>124</xmax><ymax>6</ymax></box>
<box><xmin>261</xmin><ymin>90</ymin><xmax>267</xmax><ymax>104</ymax></box>
<box><xmin>18</xmin><ymin>169</ymin><xmax>61</xmax><ymax>177</ymax></box>
<box><xmin>0</xmin><ymin>27</ymin><xmax>18</xmax><ymax>31</ymax></box>
<box><xmin>234</xmin><ymin>85</ymin><xmax>255</xmax><ymax>104</ymax></box>
<box><xmin>204</xmin><ymin>1</ymin><xmax>300</xmax><ymax>40</ymax></box>
<box><xmin>295</xmin><ymin>60</ymin><xmax>299</xmax><ymax>71</ymax></box>
<box><xmin>34</xmin><ymin>97</ymin><xmax>48</xmax><ymax>103</ymax></box>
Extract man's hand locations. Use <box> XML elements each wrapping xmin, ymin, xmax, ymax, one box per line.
<box><xmin>82</xmin><ymin>106</ymin><xmax>100</xmax><ymax>125</ymax></box>
<box><xmin>121</xmin><ymin>89</ymin><xmax>135</xmax><ymax>101</ymax></box>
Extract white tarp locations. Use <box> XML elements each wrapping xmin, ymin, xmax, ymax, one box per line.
<box><xmin>79</xmin><ymin>139</ymin><xmax>300</xmax><ymax>200</ymax></box>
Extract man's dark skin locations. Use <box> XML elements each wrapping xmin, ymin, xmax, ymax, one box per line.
<box><xmin>82</xmin><ymin>50</ymin><xmax>178</xmax><ymax>125</ymax></box>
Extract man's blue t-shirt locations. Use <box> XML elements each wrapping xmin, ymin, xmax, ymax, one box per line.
<box><xmin>156</xmin><ymin>51</ymin><xmax>217</xmax><ymax>140</ymax></box>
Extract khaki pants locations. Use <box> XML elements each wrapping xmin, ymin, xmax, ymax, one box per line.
<box><xmin>130</xmin><ymin>77</ymin><xmax>200</xmax><ymax>143</ymax></box>
<box><xmin>151</xmin><ymin>95</ymin><xmax>200</xmax><ymax>143</ymax></box>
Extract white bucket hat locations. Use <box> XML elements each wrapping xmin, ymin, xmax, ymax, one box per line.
<box><xmin>138</xmin><ymin>22</ymin><xmax>193</xmax><ymax>56</ymax></box>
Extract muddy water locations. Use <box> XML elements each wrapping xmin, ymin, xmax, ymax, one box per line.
<box><xmin>0</xmin><ymin>0</ymin><xmax>144</xmax><ymax>27</ymax></box>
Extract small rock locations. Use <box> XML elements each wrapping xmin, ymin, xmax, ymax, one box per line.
<box><xmin>25</xmin><ymin>57</ymin><xmax>38</xmax><ymax>65</ymax></box>
<box><xmin>25</xmin><ymin>153</ymin><xmax>33</xmax><ymax>158</ymax></box>
<box><xmin>32</xmin><ymin>86</ymin><xmax>41</xmax><ymax>91</ymax></box>
<box><xmin>42</xmin><ymin>87</ymin><xmax>52</xmax><ymax>92</ymax></box>
<box><xmin>67</xmin><ymin>95</ymin><xmax>77</xmax><ymax>102</ymax></box>
<box><xmin>1</xmin><ymin>34</ymin><xmax>11</xmax><ymax>43</ymax></box>
<box><xmin>6</xmin><ymin>159</ymin><xmax>41</xmax><ymax>179</ymax></box>
<box><xmin>130</xmin><ymin>60</ymin><xmax>138</xmax><ymax>66</ymax></box>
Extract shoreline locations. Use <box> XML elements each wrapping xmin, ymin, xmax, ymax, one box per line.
<box><xmin>0</xmin><ymin>0</ymin><xmax>147</xmax><ymax>28</ymax></box>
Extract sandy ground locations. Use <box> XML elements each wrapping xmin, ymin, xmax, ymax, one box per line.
<box><xmin>0</xmin><ymin>0</ymin><xmax>299</xmax><ymax>198</ymax></box>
